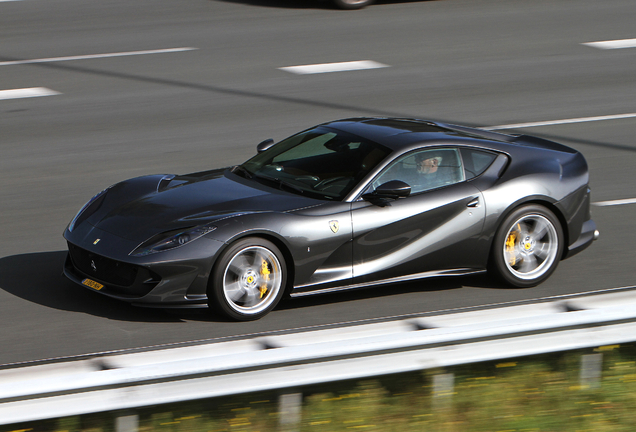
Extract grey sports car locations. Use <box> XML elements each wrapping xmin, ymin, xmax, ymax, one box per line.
<box><xmin>63</xmin><ymin>118</ymin><xmax>598</xmax><ymax>320</ymax></box>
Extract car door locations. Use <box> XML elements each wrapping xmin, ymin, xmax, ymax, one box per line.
<box><xmin>351</xmin><ymin>147</ymin><xmax>487</xmax><ymax>283</ymax></box>
<box><xmin>281</xmin><ymin>201</ymin><xmax>354</xmax><ymax>290</ymax></box>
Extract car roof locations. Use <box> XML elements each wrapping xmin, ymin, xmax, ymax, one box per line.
<box><xmin>320</xmin><ymin>117</ymin><xmax>578</xmax><ymax>155</ymax></box>
<box><xmin>320</xmin><ymin>117</ymin><xmax>513</xmax><ymax>150</ymax></box>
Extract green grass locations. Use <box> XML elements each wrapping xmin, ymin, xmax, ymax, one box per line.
<box><xmin>4</xmin><ymin>344</ymin><xmax>636</xmax><ymax>432</ymax></box>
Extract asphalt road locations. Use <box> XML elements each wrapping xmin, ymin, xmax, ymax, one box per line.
<box><xmin>1</xmin><ymin>0</ymin><xmax>635</xmax><ymax>366</ymax></box>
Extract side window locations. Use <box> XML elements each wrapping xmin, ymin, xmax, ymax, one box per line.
<box><xmin>460</xmin><ymin>148</ymin><xmax>498</xmax><ymax>180</ymax></box>
<box><xmin>373</xmin><ymin>148</ymin><xmax>465</xmax><ymax>194</ymax></box>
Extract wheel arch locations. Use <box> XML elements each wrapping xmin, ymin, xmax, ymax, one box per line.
<box><xmin>214</xmin><ymin>230</ymin><xmax>296</xmax><ymax>296</ymax></box>
<box><xmin>488</xmin><ymin>197</ymin><xmax>570</xmax><ymax>262</ymax></box>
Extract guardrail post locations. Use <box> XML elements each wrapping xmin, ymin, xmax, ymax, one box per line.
<box><xmin>278</xmin><ymin>392</ymin><xmax>302</xmax><ymax>432</ymax></box>
<box><xmin>115</xmin><ymin>412</ymin><xmax>139</xmax><ymax>432</ymax></box>
<box><xmin>432</xmin><ymin>373</ymin><xmax>455</xmax><ymax>410</ymax></box>
<box><xmin>580</xmin><ymin>353</ymin><xmax>603</xmax><ymax>389</ymax></box>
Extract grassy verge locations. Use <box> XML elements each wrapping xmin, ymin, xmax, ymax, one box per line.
<box><xmin>3</xmin><ymin>344</ymin><xmax>636</xmax><ymax>432</ymax></box>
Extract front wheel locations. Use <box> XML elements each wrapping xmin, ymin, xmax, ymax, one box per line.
<box><xmin>490</xmin><ymin>205</ymin><xmax>564</xmax><ymax>287</ymax></box>
<box><xmin>208</xmin><ymin>238</ymin><xmax>286</xmax><ymax>321</ymax></box>
<box><xmin>332</xmin><ymin>0</ymin><xmax>374</xmax><ymax>10</ymax></box>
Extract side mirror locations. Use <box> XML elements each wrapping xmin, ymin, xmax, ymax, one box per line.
<box><xmin>362</xmin><ymin>180</ymin><xmax>411</xmax><ymax>204</ymax></box>
<box><xmin>257</xmin><ymin>139</ymin><xmax>275</xmax><ymax>153</ymax></box>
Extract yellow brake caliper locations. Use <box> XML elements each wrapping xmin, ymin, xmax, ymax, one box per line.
<box><xmin>506</xmin><ymin>231</ymin><xmax>518</xmax><ymax>266</ymax></box>
<box><xmin>259</xmin><ymin>260</ymin><xmax>270</xmax><ymax>298</ymax></box>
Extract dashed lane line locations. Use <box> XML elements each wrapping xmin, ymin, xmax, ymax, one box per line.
<box><xmin>583</xmin><ymin>38</ymin><xmax>636</xmax><ymax>50</ymax></box>
<box><xmin>0</xmin><ymin>47</ymin><xmax>198</xmax><ymax>66</ymax></box>
<box><xmin>482</xmin><ymin>113</ymin><xmax>636</xmax><ymax>131</ymax></box>
<box><xmin>0</xmin><ymin>87</ymin><xmax>60</xmax><ymax>100</ymax></box>
<box><xmin>593</xmin><ymin>198</ymin><xmax>636</xmax><ymax>207</ymax></box>
<box><xmin>279</xmin><ymin>60</ymin><xmax>389</xmax><ymax>75</ymax></box>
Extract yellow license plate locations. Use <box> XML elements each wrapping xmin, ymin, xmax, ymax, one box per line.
<box><xmin>82</xmin><ymin>278</ymin><xmax>104</xmax><ymax>291</ymax></box>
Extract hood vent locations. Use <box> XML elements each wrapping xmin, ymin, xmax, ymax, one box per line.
<box><xmin>157</xmin><ymin>175</ymin><xmax>176</xmax><ymax>193</ymax></box>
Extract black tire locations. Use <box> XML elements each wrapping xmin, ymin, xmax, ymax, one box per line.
<box><xmin>208</xmin><ymin>238</ymin><xmax>286</xmax><ymax>321</ymax></box>
<box><xmin>489</xmin><ymin>205</ymin><xmax>564</xmax><ymax>288</ymax></box>
<box><xmin>332</xmin><ymin>0</ymin><xmax>374</xmax><ymax>10</ymax></box>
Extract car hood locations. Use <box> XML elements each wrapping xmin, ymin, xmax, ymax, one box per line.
<box><xmin>85</xmin><ymin>170</ymin><xmax>322</xmax><ymax>243</ymax></box>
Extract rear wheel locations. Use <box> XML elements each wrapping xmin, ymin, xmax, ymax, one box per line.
<box><xmin>208</xmin><ymin>238</ymin><xmax>286</xmax><ymax>321</ymax></box>
<box><xmin>332</xmin><ymin>0</ymin><xmax>374</xmax><ymax>10</ymax></box>
<box><xmin>490</xmin><ymin>205</ymin><xmax>564</xmax><ymax>287</ymax></box>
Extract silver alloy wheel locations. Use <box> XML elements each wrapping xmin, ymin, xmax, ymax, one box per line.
<box><xmin>222</xmin><ymin>245</ymin><xmax>283</xmax><ymax>315</ymax></box>
<box><xmin>503</xmin><ymin>214</ymin><xmax>559</xmax><ymax>280</ymax></box>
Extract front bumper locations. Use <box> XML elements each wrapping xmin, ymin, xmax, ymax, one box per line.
<box><xmin>63</xmin><ymin>237</ymin><xmax>224</xmax><ymax>308</ymax></box>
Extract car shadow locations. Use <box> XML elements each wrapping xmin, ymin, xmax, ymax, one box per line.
<box><xmin>214</xmin><ymin>0</ymin><xmax>426</xmax><ymax>10</ymax></box>
<box><xmin>0</xmin><ymin>251</ymin><xmax>189</xmax><ymax>323</ymax></box>
<box><xmin>0</xmin><ymin>251</ymin><xmax>517</xmax><ymax>324</ymax></box>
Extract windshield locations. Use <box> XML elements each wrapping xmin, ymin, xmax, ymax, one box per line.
<box><xmin>239</xmin><ymin>127</ymin><xmax>391</xmax><ymax>200</ymax></box>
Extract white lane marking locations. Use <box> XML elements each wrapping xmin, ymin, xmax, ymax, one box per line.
<box><xmin>0</xmin><ymin>47</ymin><xmax>198</xmax><ymax>66</ymax></box>
<box><xmin>279</xmin><ymin>60</ymin><xmax>389</xmax><ymax>75</ymax></box>
<box><xmin>483</xmin><ymin>113</ymin><xmax>636</xmax><ymax>130</ymax></box>
<box><xmin>583</xmin><ymin>38</ymin><xmax>636</xmax><ymax>50</ymax></box>
<box><xmin>593</xmin><ymin>198</ymin><xmax>636</xmax><ymax>207</ymax></box>
<box><xmin>0</xmin><ymin>87</ymin><xmax>60</xmax><ymax>100</ymax></box>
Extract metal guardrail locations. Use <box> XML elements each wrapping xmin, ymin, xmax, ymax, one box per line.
<box><xmin>1</xmin><ymin>288</ymin><xmax>636</xmax><ymax>426</ymax></box>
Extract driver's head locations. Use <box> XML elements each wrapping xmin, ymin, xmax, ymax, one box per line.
<box><xmin>416</xmin><ymin>153</ymin><xmax>442</xmax><ymax>174</ymax></box>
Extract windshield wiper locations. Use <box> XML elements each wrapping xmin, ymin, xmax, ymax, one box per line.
<box><xmin>253</xmin><ymin>174</ymin><xmax>305</xmax><ymax>195</ymax></box>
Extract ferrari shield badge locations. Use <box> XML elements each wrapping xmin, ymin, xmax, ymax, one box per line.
<box><xmin>329</xmin><ymin>220</ymin><xmax>339</xmax><ymax>234</ymax></box>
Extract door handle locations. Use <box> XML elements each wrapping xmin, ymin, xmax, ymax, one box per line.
<box><xmin>467</xmin><ymin>198</ymin><xmax>480</xmax><ymax>208</ymax></box>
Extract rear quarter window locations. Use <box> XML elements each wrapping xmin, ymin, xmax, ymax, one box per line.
<box><xmin>461</xmin><ymin>148</ymin><xmax>498</xmax><ymax>180</ymax></box>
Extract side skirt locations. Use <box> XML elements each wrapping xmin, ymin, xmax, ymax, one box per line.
<box><xmin>290</xmin><ymin>268</ymin><xmax>486</xmax><ymax>298</ymax></box>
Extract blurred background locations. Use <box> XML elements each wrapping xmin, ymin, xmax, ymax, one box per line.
<box><xmin>1</xmin><ymin>0</ymin><xmax>635</xmax><ymax>404</ymax></box>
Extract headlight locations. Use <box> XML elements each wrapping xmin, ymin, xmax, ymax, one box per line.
<box><xmin>130</xmin><ymin>225</ymin><xmax>217</xmax><ymax>257</ymax></box>
<box><xmin>68</xmin><ymin>187</ymin><xmax>111</xmax><ymax>232</ymax></box>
